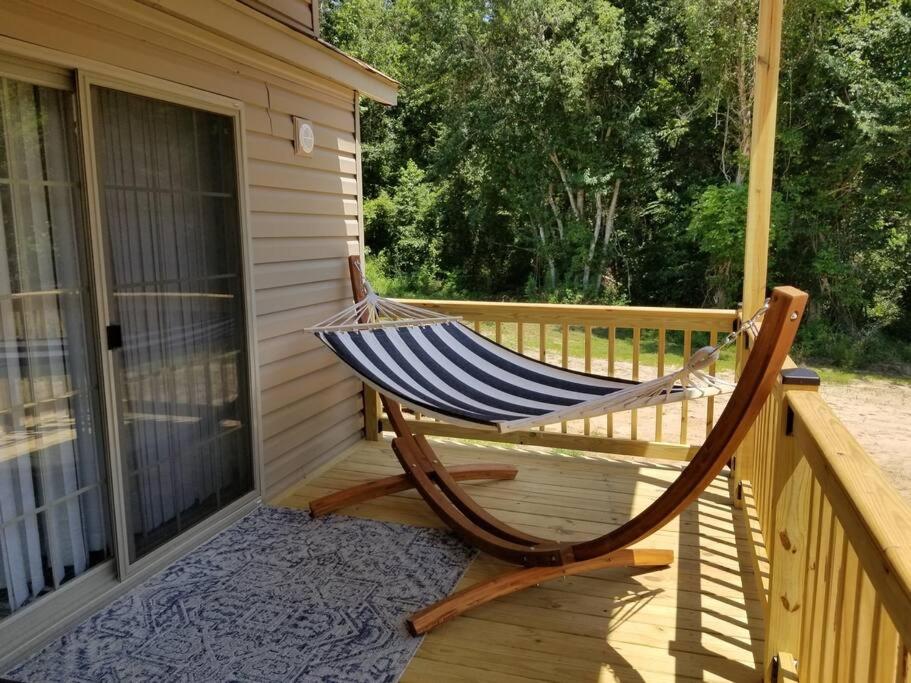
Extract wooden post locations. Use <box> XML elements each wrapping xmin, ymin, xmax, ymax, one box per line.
<box><xmin>364</xmin><ymin>386</ymin><xmax>381</xmax><ymax>441</ymax></box>
<box><xmin>742</xmin><ymin>0</ymin><xmax>785</xmax><ymax>318</ymax></box>
<box><xmin>735</xmin><ymin>0</ymin><xmax>785</xmax><ymax>504</ymax></box>
<box><xmin>764</xmin><ymin>369</ymin><xmax>820</xmax><ymax>682</ymax></box>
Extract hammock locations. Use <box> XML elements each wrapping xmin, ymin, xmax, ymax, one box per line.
<box><xmin>306</xmin><ymin>258</ymin><xmax>807</xmax><ymax>636</ymax></box>
<box><xmin>309</xmin><ymin>279</ymin><xmax>763</xmax><ymax>434</ymax></box>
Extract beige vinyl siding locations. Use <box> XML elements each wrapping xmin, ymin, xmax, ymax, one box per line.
<box><xmin>239</xmin><ymin>0</ymin><xmax>318</xmax><ymax>36</ymax></box>
<box><xmin>0</xmin><ymin>0</ymin><xmax>367</xmax><ymax>500</ymax></box>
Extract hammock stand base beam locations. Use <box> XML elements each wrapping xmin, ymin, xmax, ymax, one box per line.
<box><xmin>406</xmin><ymin>548</ymin><xmax>675</xmax><ymax>636</ymax></box>
<box><xmin>387</xmin><ymin>415</ymin><xmax>568</xmax><ymax>562</ymax></box>
<box><xmin>308</xmin><ymin>256</ymin><xmax>807</xmax><ymax>634</ymax></box>
<box><xmin>308</xmin><ymin>463</ymin><xmax>519</xmax><ymax>517</ymax></box>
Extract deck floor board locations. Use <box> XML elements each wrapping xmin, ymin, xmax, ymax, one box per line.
<box><xmin>281</xmin><ymin>437</ymin><xmax>764</xmax><ymax>682</ymax></box>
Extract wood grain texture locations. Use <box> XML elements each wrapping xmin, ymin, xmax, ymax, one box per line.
<box><xmin>407</xmin><ymin>548</ymin><xmax>674</xmax><ymax>635</ymax></box>
<box><xmin>308</xmin><ymin>463</ymin><xmax>519</xmax><ymax>517</ymax></box>
<box><xmin>790</xmin><ymin>389</ymin><xmax>911</xmax><ymax>648</ymax></box>
<box><xmin>742</xmin><ymin>0</ymin><xmax>785</xmax><ymax>318</ymax></box>
<box><xmin>379</xmin><ymin>418</ymin><xmax>698</xmax><ymax>460</ymax></box>
<box><xmin>743</xmin><ymin>357</ymin><xmax>911</xmax><ymax>680</ymax></box>
<box><xmin>403</xmin><ymin>298</ymin><xmax>737</xmax><ymax>331</ymax></box>
<box><xmin>281</xmin><ymin>438</ymin><xmax>765</xmax><ymax>681</ymax></box>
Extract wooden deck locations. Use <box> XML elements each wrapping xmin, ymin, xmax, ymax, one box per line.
<box><xmin>280</xmin><ymin>437</ymin><xmax>764</xmax><ymax>682</ymax></box>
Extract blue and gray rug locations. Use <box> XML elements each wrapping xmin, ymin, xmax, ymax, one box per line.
<box><xmin>6</xmin><ymin>507</ymin><xmax>475</xmax><ymax>682</ymax></box>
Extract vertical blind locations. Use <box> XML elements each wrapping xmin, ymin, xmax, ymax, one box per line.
<box><xmin>0</xmin><ymin>76</ymin><xmax>110</xmax><ymax>618</ymax></box>
<box><xmin>91</xmin><ymin>87</ymin><xmax>253</xmax><ymax>562</ymax></box>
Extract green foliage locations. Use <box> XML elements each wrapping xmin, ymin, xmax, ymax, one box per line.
<box><xmin>364</xmin><ymin>160</ymin><xmax>443</xmax><ymax>291</ymax></box>
<box><xmin>687</xmin><ymin>183</ymin><xmax>786</xmax><ymax>307</ymax></box>
<box><xmin>326</xmin><ymin>0</ymin><xmax>911</xmax><ymax>374</ymax></box>
<box><xmin>775</xmin><ymin>0</ymin><xmax>911</xmax><ymax>338</ymax></box>
<box><xmin>793</xmin><ymin>317</ymin><xmax>911</xmax><ymax>374</ymax></box>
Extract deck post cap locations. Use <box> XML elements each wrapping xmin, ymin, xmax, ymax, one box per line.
<box><xmin>780</xmin><ymin>367</ymin><xmax>820</xmax><ymax>386</ymax></box>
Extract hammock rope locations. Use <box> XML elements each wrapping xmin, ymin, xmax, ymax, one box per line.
<box><xmin>307</xmin><ymin>268</ymin><xmax>767</xmax><ymax>434</ymax></box>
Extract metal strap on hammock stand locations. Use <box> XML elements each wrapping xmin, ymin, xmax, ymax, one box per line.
<box><xmin>307</xmin><ymin>273</ymin><xmax>768</xmax><ymax>434</ymax></box>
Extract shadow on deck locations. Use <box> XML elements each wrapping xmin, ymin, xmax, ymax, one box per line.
<box><xmin>280</xmin><ymin>437</ymin><xmax>764</xmax><ymax>682</ymax></box>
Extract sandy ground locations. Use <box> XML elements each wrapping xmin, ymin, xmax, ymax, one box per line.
<box><xmin>821</xmin><ymin>378</ymin><xmax>911</xmax><ymax>503</ymax></box>
<box><xmin>525</xmin><ymin>353</ymin><xmax>911</xmax><ymax>503</ymax></box>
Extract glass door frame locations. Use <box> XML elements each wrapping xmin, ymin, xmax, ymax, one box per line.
<box><xmin>76</xmin><ymin>70</ymin><xmax>264</xmax><ymax>581</ymax></box>
<box><xmin>0</xmin><ymin>42</ymin><xmax>263</xmax><ymax>669</ymax></box>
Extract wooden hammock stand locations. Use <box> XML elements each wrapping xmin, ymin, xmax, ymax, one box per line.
<box><xmin>309</xmin><ymin>256</ymin><xmax>807</xmax><ymax>635</ymax></box>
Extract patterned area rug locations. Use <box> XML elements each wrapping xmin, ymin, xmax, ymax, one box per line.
<box><xmin>6</xmin><ymin>507</ymin><xmax>475</xmax><ymax>682</ymax></box>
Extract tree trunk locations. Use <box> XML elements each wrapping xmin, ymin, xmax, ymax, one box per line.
<box><xmin>734</xmin><ymin>39</ymin><xmax>752</xmax><ymax>186</ymax></box>
<box><xmin>549</xmin><ymin>152</ymin><xmax>579</xmax><ymax>218</ymax></box>
<box><xmin>534</xmin><ymin>222</ymin><xmax>557</xmax><ymax>289</ymax></box>
<box><xmin>582</xmin><ymin>192</ymin><xmax>604</xmax><ymax>290</ymax></box>
<box><xmin>602</xmin><ymin>179</ymin><xmax>621</xmax><ymax>250</ymax></box>
<box><xmin>596</xmin><ymin>179</ymin><xmax>621</xmax><ymax>295</ymax></box>
<box><xmin>546</xmin><ymin>185</ymin><xmax>565</xmax><ymax>240</ymax></box>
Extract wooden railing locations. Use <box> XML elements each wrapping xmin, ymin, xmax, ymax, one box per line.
<box><xmin>363</xmin><ymin>299</ymin><xmax>738</xmax><ymax>460</ymax></box>
<box><xmin>742</xmin><ymin>360</ymin><xmax>911</xmax><ymax>681</ymax></box>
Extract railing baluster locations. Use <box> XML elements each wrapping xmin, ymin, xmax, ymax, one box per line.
<box><xmin>607</xmin><ymin>325</ymin><xmax>615</xmax><ymax>438</ymax></box>
<box><xmin>495</xmin><ymin>321</ymin><xmax>502</xmax><ymax>345</ymax></box>
<box><xmin>364</xmin><ymin>386</ymin><xmax>380</xmax><ymax>441</ymax></box>
<box><xmin>706</xmin><ymin>329</ymin><xmax>717</xmax><ymax>435</ymax></box>
<box><xmin>631</xmin><ymin>327</ymin><xmax>640</xmax><ymax>440</ymax></box>
<box><xmin>679</xmin><ymin>329</ymin><xmax>691</xmax><ymax>444</ymax></box>
<box><xmin>539</xmin><ymin>323</ymin><xmax>546</xmax><ymax>431</ymax></box>
<box><xmin>799</xmin><ymin>478</ymin><xmax>823</xmax><ymax>678</ymax></box>
<box><xmin>584</xmin><ymin>325</ymin><xmax>592</xmax><ymax>436</ymax></box>
<box><xmin>809</xmin><ymin>497</ymin><xmax>835</xmax><ymax>682</ymax></box>
<box><xmin>656</xmin><ymin>327</ymin><xmax>665</xmax><ymax>442</ymax></box>
<box><xmin>819</xmin><ymin>523</ymin><xmax>847</xmax><ymax>681</ymax></box>
<box><xmin>517</xmin><ymin>321</ymin><xmax>524</xmax><ymax>355</ymax></box>
<box><xmin>561</xmin><ymin>322</ymin><xmax>569</xmax><ymax>434</ymax></box>
<box><xmin>474</xmin><ymin>319</ymin><xmax>481</xmax><ymax>333</ymax></box>
<box><xmin>851</xmin><ymin>570</ymin><xmax>876</xmax><ymax>680</ymax></box>
<box><xmin>836</xmin><ymin>547</ymin><xmax>861</xmax><ymax>680</ymax></box>
<box><xmin>872</xmin><ymin>599</ymin><xmax>901</xmax><ymax>682</ymax></box>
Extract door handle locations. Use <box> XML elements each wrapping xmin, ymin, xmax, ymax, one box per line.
<box><xmin>106</xmin><ymin>324</ymin><xmax>123</xmax><ymax>351</ymax></box>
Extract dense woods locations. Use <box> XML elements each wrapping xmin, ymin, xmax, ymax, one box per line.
<box><xmin>323</xmin><ymin>0</ymin><xmax>910</xmax><ymax>371</ymax></box>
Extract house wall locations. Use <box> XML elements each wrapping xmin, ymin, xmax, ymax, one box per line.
<box><xmin>0</xmin><ymin>0</ymin><xmax>372</xmax><ymax>500</ymax></box>
<box><xmin>239</xmin><ymin>0</ymin><xmax>319</xmax><ymax>37</ymax></box>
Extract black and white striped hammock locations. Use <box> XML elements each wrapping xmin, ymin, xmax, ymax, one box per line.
<box><xmin>309</xmin><ymin>285</ymin><xmax>751</xmax><ymax>434</ymax></box>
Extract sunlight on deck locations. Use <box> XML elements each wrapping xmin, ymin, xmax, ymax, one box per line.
<box><xmin>281</xmin><ymin>438</ymin><xmax>763</xmax><ymax>682</ymax></box>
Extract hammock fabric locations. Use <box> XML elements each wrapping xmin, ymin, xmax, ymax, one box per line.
<box><xmin>310</xmin><ymin>284</ymin><xmax>738</xmax><ymax>433</ymax></box>
<box><xmin>316</xmin><ymin>321</ymin><xmax>729</xmax><ymax>432</ymax></box>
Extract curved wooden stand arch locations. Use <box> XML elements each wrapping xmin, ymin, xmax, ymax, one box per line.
<box><xmin>309</xmin><ymin>257</ymin><xmax>807</xmax><ymax>635</ymax></box>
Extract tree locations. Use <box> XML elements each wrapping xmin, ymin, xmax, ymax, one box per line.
<box><xmin>324</xmin><ymin>0</ymin><xmax>911</xmax><ymax>367</ymax></box>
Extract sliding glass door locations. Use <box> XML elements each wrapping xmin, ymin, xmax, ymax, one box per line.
<box><xmin>0</xmin><ymin>60</ymin><xmax>256</xmax><ymax>639</ymax></box>
<box><xmin>0</xmin><ymin>74</ymin><xmax>110</xmax><ymax>618</ymax></box>
<box><xmin>90</xmin><ymin>86</ymin><xmax>254</xmax><ymax>563</ymax></box>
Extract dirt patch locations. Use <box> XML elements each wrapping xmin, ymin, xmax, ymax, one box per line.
<box><xmin>820</xmin><ymin>379</ymin><xmax>911</xmax><ymax>504</ymax></box>
<box><xmin>532</xmin><ymin>352</ymin><xmax>911</xmax><ymax>503</ymax></box>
